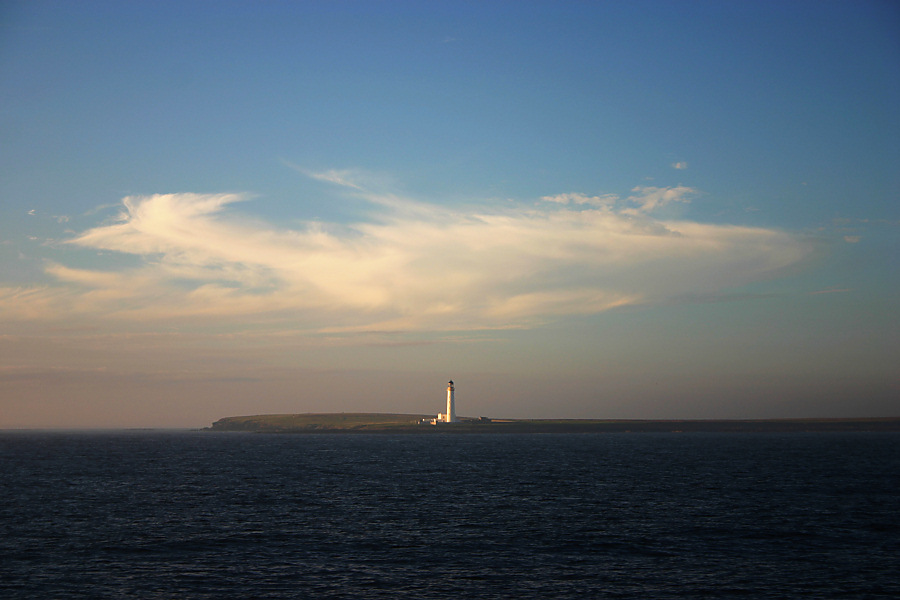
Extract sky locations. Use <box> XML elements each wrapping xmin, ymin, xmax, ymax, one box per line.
<box><xmin>1</xmin><ymin>0</ymin><xmax>898</xmax><ymax>428</ymax></box>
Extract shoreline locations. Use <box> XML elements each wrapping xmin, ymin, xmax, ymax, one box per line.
<box><xmin>207</xmin><ymin>414</ymin><xmax>900</xmax><ymax>434</ymax></box>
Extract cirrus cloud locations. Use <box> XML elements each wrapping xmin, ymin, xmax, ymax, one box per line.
<box><xmin>0</xmin><ymin>177</ymin><xmax>813</xmax><ymax>334</ymax></box>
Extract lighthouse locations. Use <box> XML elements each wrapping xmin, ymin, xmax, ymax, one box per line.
<box><xmin>446</xmin><ymin>380</ymin><xmax>456</xmax><ymax>423</ymax></box>
<box><xmin>421</xmin><ymin>379</ymin><xmax>460</xmax><ymax>425</ymax></box>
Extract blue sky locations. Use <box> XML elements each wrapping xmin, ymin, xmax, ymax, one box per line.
<box><xmin>1</xmin><ymin>1</ymin><xmax>897</xmax><ymax>427</ymax></box>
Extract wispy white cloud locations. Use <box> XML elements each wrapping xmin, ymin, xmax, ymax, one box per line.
<box><xmin>540</xmin><ymin>192</ymin><xmax>617</xmax><ymax>208</ymax></box>
<box><xmin>540</xmin><ymin>187</ymin><xmax>696</xmax><ymax>214</ymax></box>
<box><xmin>24</xmin><ymin>208</ymin><xmax>68</xmax><ymax>222</ymax></box>
<box><xmin>83</xmin><ymin>202</ymin><xmax>121</xmax><ymax>216</ymax></box>
<box><xmin>281</xmin><ymin>161</ymin><xmax>370</xmax><ymax>191</ymax></box>
<box><xmin>0</xmin><ymin>179</ymin><xmax>813</xmax><ymax>334</ymax></box>
<box><xmin>306</xmin><ymin>168</ymin><xmax>366</xmax><ymax>190</ymax></box>
<box><xmin>623</xmin><ymin>186</ymin><xmax>696</xmax><ymax>214</ymax></box>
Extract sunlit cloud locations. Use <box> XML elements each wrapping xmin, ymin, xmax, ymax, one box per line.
<box><xmin>0</xmin><ymin>179</ymin><xmax>814</xmax><ymax>334</ymax></box>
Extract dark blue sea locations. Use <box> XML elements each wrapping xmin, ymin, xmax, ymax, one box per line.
<box><xmin>1</xmin><ymin>431</ymin><xmax>897</xmax><ymax>599</ymax></box>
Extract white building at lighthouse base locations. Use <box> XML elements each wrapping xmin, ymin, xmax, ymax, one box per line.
<box><xmin>421</xmin><ymin>380</ymin><xmax>458</xmax><ymax>425</ymax></box>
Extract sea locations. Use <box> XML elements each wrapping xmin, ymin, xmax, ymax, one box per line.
<box><xmin>1</xmin><ymin>431</ymin><xmax>897</xmax><ymax>599</ymax></box>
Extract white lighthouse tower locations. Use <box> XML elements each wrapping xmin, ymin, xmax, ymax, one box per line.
<box><xmin>446</xmin><ymin>380</ymin><xmax>456</xmax><ymax>423</ymax></box>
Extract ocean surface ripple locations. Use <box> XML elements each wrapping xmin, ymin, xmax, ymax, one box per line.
<box><xmin>1</xmin><ymin>431</ymin><xmax>897</xmax><ymax>598</ymax></box>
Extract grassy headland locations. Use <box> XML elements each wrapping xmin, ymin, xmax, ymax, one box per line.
<box><xmin>207</xmin><ymin>413</ymin><xmax>900</xmax><ymax>433</ymax></box>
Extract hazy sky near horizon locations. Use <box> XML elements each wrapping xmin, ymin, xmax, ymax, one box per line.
<box><xmin>1</xmin><ymin>1</ymin><xmax>898</xmax><ymax>428</ymax></box>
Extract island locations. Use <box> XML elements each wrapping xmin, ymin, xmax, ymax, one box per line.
<box><xmin>207</xmin><ymin>413</ymin><xmax>900</xmax><ymax>433</ymax></box>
